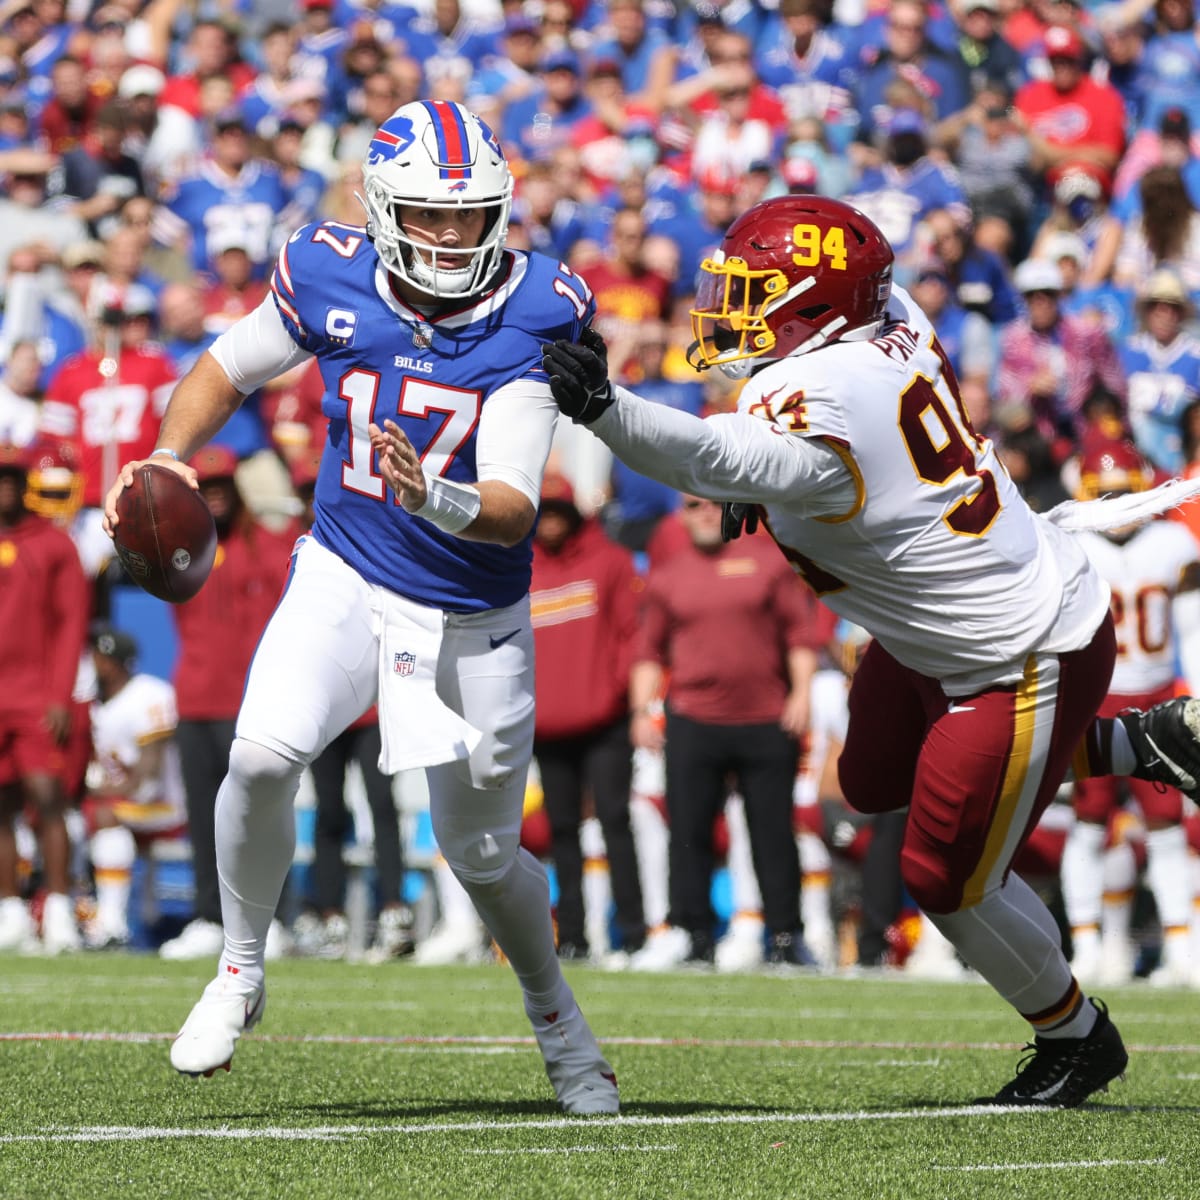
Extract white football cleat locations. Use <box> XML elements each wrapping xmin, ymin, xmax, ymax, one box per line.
<box><xmin>160</xmin><ymin>918</ymin><xmax>224</xmax><ymax>961</ymax></box>
<box><xmin>628</xmin><ymin>925</ymin><xmax>690</xmax><ymax>972</ymax></box>
<box><xmin>714</xmin><ymin>915</ymin><xmax>765</xmax><ymax>973</ymax></box>
<box><xmin>41</xmin><ymin>892</ymin><xmax>82</xmax><ymax>955</ymax></box>
<box><xmin>264</xmin><ymin>918</ymin><xmax>293</xmax><ymax>961</ymax></box>
<box><xmin>0</xmin><ymin>896</ymin><xmax>37</xmax><ymax>952</ymax></box>
<box><xmin>529</xmin><ymin>993</ymin><xmax>619</xmax><ymax>1115</ymax></box>
<box><xmin>412</xmin><ymin>920</ymin><xmax>488</xmax><ymax>966</ymax></box>
<box><xmin>170</xmin><ymin>972</ymin><xmax>266</xmax><ymax>1077</ymax></box>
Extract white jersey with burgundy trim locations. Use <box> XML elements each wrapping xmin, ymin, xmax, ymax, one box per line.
<box><xmin>731</xmin><ymin>286</ymin><xmax>1109</xmax><ymax>692</ymax></box>
<box><xmin>89</xmin><ymin>674</ymin><xmax>186</xmax><ymax>831</ymax></box>
<box><xmin>1075</xmin><ymin>522</ymin><xmax>1198</xmax><ymax>695</ymax></box>
<box><xmin>594</xmin><ymin>286</ymin><xmax>1111</xmax><ymax>694</ymax></box>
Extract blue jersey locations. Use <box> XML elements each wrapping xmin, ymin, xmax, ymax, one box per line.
<box><xmin>271</xmin><ymin>221</ymin><xmax>594</xmax><ymax>612</ymax></box>
<box><xmin>1120</xmin><ymin>332</ymin><xmax>1200</xmax><ymax>473</ymax></box>
<box><xmin>162</xmin><ymin>161</ymin><xmax>289</xmax><ymax>277</ymax></box>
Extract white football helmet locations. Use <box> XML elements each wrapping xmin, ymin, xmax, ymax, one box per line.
<box><xmin>360</xmin><ymin>99</ymin><xmax>513</xmax><ymax>299</ymax></box>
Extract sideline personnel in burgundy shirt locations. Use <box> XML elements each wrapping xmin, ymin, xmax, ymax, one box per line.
<box><xmin>630</xmin><ymin>494</ymin><xmax>833</xmax><ymax>965</ymax></box>
<box><xmin>530</xmin><ymin>472</ymin><xmax>645</xmax><ymax>958</ymax></box>
<box><xmin>166</xmin><ymin>444</ymin><xmax>296</xmax><ymax>955</ymax></box>
<box><xmin>0</xmin><ymin>443</ymin><xmax>89</xmax><ymax>947</ymax></box>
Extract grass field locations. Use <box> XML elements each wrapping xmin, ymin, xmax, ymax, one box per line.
<box><xmin>0</xmin><ymin>956</ymin><xmax>1197</xmax><ymax>1200</ymax></box>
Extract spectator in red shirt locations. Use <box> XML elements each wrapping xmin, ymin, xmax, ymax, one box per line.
<box><xmin>628</xmin><ymin>496</ymin><xmax>829</xmax><ymax>969</ymax></box>
<box><xmin>530</xmin><ymin>473</ymin><xmax>645</xmax><ymax>960</ymax></box>
<box><xmin>38</xmin><ymin>56</ymin><xmax>104</xmax><ymax>154</ymax></box>
<box><xmin>157</xmin><ymin>20</ymin><xmax>257</xmax><ymax>119</ymax></box>
<box><xmin>201</xmin><ymin>230</ymin><xmax>270</xmax><ymax>336</ymax></box>
<box><xmin>1014</xmin><ymin>25</ymin><xmax>1126</xmax><ymax>193</ymax></box>
<box><xmin>158</xmin><ymin>445</ymin><xmax>297</xmax><ymax>961</ymax></box>
<box><xmin>581</xmin><ymin>206</ymin><xmax>672</xmax><ymax>351</ymax></box>
<box><xmin>0</xmin><ymin>443</ymin><xmax>90</xmax><ymax>954</ymax></box>
<box><xmin>38</xmin><ymin>282</ymin><xmax>177</xmax><ymax>518</ymax></box>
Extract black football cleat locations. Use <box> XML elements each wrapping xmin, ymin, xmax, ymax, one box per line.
<box><xmin>982</xmin><ymin>1001</ymin><xmax>1128</xmax><ymax>1108</ymax></box>
<box><xmin>1118</xmin><ymin>698</ymin><xmax>1200</xmax><ymax>798</ymax></box>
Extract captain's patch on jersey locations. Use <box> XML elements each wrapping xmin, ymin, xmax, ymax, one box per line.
<box><xmin>393</xmin><ymin>651</ymin><xmax>416</xmax><ymax>677</ymax></box>
<box><xmin>324</xmin><ymin>307</ymin><xmax>359</xmax><ymax>346</ymax></box>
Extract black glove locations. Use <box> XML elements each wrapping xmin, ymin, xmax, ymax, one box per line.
<box><xmin>541</xmin><ymin>336</ymin><xmax>614</xmax><ymax>425</ymax></box>
<box><xmin>721</xmin><ymin>502</ymin><xmax>759</xmax><ymax>541</ymax></box>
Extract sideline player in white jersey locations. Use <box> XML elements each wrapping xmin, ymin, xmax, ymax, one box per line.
<box><xmin>83</xmin><ymin>624</ymin><xmax>187</xmax><ymax>947</ymax></box>
<box><xmin>1064</xmin><ymin>438</ymin><xmax>1200</xmax><ymax>988</ymax></box>
<box><xmin>542</xmin><ymin>194</ymin><xmax>1200</xmax><ymax>1108</ymax></box>
<box><xmin>102</xmin><ymin>100</ymin><xmax>618</xmax><ymax>1114</ymax></box>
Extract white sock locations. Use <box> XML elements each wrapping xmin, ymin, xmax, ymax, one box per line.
<box><xmin>928</xmin><ymin>873</ymin><xmax>1076</xmax><ymax>1021</ymax></box>
<box><xmin>1100</xmin><ymin>840</ymin><xmax>1136</xmax><ymax>956</ymax></box>
<box><xmin>1146</xmin><ymin>825</ymin><xmax>1194</xmax><ymax>932</ymax></box>
<box><xmin>798</xmin><ymin>831</ymin><xmax>833</xmax><ymax>953</ymax></box>
<box><xmin>629</xmin><ymin>794</ymin><xmax>669</xmax><ymax>930</ymax></box>
<box><xmin>580</xmin><ymin>817</ymin><xmax>611</xmax><ymax>955</ymax></box>
<box><xmin>724</xmin><ymin>794</ymin><xmax>763</xmax><ymax>916</ymax></box>
<box><xmin>1061</xmin><ymin>820</ymin><xmax>1106</xmax><ymax>930</ymax></box>
<box><xmin>214</xmin><ymin>739</ymin><xmax>303</xmax><ymax>990</ymax></box>
<box><xmin>89</xmin><ymin>826</ymin><xmax>135</xmax><ymax>939</ymax></box>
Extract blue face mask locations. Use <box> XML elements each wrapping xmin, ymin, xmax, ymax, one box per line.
<box><xmin>1067</xmin><ymin>195</ymin><xmax>1096</xmax><ymax>224</ymax></box>
<box><xmin>625</xmin><ymin>136</ymin><xmax>659</xmax><ymax>174</ymax></box>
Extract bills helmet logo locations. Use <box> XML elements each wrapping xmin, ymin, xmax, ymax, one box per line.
<box><xmin>447</xmin><ymin>180</ymin><xmax>468</xmax><ymax>192</ymax></box>
<box><xmin>393</xmin><ymin>651</ymin><xmax>416</xmax><ymax>677</ymax></box>
<box><xmin>367</xmin><ymin>115</ymin><xmax>416</xmax><ymax>165</ymax></box>
<box><xmin>474</xmin><ymin>115</ymin><xmax>504</xmax><ymax>161</ymax></box>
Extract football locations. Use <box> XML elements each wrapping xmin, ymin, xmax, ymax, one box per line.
<box><xmin>113</xmin><ymin>463</ymin><xmax>217</xmax><ymax>603</ymax></box>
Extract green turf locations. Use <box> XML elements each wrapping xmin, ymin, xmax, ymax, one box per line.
<box><xmin>0</xmin><ymin>955</ymin><xmax>1196</xmax><ymax>1200</ymax></box>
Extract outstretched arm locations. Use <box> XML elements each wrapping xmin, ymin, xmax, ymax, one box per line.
<box><xmin>541</xmin><ymin>338</ymin><xmax>852</xmax><ymax>510</ymax></box>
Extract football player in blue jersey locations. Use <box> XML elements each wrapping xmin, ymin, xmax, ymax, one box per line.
<box><xmin>102</xmin><ymin>99</ymin><xmax>619</xmax><ymax>1115</ymax></box>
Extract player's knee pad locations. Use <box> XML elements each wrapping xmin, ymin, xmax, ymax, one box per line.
<box><xmin>226</xmin><ymin>738</ymin><xmax>304</xmax><ymax>794</ymax></box>
<box><xmin>433</xmin><ymin>812</ymin><xmax>522</xmax><ymax>889</ymax></box>
<box><xmin>899</xmin><ymin>846</ymin><xmax>960</xmax><ymax>915</ymax></box>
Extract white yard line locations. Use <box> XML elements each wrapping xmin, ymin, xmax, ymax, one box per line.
<box><xmin>932</xmin><ymin>1159</ymin><xmax>1167</xmax><ymax>1173</ymax></box>
<box><xmin>1</xmin><ymin>1030</ymin><xmax>1197</xmax><ymax>1054</ymax></box>
<box><xmin>0</xmin><ymin>1106</ymin><xmax>1053</xmax><ymax>1145</ymax></box>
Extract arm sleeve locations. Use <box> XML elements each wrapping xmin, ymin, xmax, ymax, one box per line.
<box><xmin>591</xmin><ymin>386</ymin><xmax>856</xmax><ymax>515</ymax></box>
<box><xmin>207</xmin><ymin>297</ymin><xmax>315</xmax><ymax>395</ymax></box>
<box><xmin>474</xmin><ymin>377</ymin><xmax>559</xmax><ymax>509</ymax></box>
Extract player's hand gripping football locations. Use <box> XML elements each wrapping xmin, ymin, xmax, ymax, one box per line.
<box><xmin>369</xmin><ymin>419</ymin><xmax>427</xmax><ymax>511</ymax></box>
<box><xmin>541</xmin><ymin>325</ymin><xmax>615</xmax><ymax>425</ymax></box>
<box><xmin>102</xmin><ymin>455</ymin><xmax>197</xmax><ymax>537</ymax></box>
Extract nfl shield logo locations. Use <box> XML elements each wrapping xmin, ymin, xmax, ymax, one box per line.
<box><xmin>393</xmin><ymin>651</ymin><xmax>416</xmax><ymax>677</ymax></box>
<box><xmin>412</xmin><ymin>322</ymin><xmax>433</xmax><ymax>349</ymax></box>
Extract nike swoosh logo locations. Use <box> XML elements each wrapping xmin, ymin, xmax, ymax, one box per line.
<box><xmin>489</xmin><ymin>629</ymin><xmax>521</xmax><ymax>649</ymax></box>
<box><xmin>947</xmin><ymin>703</ymin><xmax>976</xmax><ymax>714</ymax></box>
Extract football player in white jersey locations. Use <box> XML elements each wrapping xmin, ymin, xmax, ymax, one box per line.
<box><xmin>542</xmin><ymin>194</ymin><xmax>1200</xmax><ymax>1107</ymax></box>
<box><xmin>83</xmin><ymin>624</ymin><xmax>187</xmax><ymax>947</ymax></box>
<box><xmin>102</xmin><ymin>100</ymin><xmax>617</xmax><ymax>1114</ymax></box>
<box><xmin>1064</xmin><ymin>438</ymin><xmax>1200</xmax><ymax>988</ymax></box>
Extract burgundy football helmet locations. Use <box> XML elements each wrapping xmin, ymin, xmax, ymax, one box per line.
<box><xmin>689</xmin><ymin>195</ymin><xmax>894</xmax><ymax>377</ymax></box>
<box><xmin>1075</xmin><ymin>438</ymin><xmax>1154</xmax><ymax>500</ymax></box>
<box><xmin>24</xmin><ymin>437</ymin><xmax>84</xmax><ymax>521</ymax></box>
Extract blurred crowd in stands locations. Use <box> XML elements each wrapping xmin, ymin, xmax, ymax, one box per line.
<box><xmin>1</xmin><ymin>0</ymin><xmax>1200</xmax><ymax>983</ymax></box>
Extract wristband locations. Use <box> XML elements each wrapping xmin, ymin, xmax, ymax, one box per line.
<box><xmin>412</xmin><ymin>472</ymin><xmax>482</xmax><ymax>534</ymax></box>
<box><xmin>151</xmin><ymin>448</ymin><xmax>181</xmax><ymax>462</ymax></box>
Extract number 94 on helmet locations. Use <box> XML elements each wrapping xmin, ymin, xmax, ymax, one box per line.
<box><xmin>688</xmin><ymin>196</ymin><xmax>895</xmax><ymax>378</ymax></box>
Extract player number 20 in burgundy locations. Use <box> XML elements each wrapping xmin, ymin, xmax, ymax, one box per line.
<box><xmin>113</xmin><ymin>464</ymin><xmax>217</xmax><ymax>603</ymax></box>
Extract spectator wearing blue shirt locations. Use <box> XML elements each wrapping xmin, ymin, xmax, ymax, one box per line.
<box><xmin>754</xmin><ymin>0</ymin><xmax>857</xmax><ymax>150</ymax></box>
<box><xmin>924</xmin><ymin>208</ymin><xmax>1021</xmax><ymax>326</ymax></box>
<box><xmin>588</xmin><ymin>0</ymin><xmax>678</xmax><ymax>113</ymax></box>
<box><xmin>848</xmin><ymin>110</ymin><xmax>970</xmax><ymax>275</ymax></box>
<box><xmin>852</xmin><ymin>0</ymin><xmax>971</xmax><ymax>141</ymax></box>
<box><xmin>1120</xmin><ymin>269</ymin><xmax>1200</xmax><ymax>473</ymax></box>
<box><xmin>502</xmin><ymin>49</ymin><xmax>593</xmax><ymax>166</ymax></box>
<box><xmin>950</xmin><ymin>0</ymin><xmax>1025</xmax><ymax>98</ymax></box>
<box><xmin>648</xmin><ymin>169</ymin><xmax>736</xmax><ymax>296</ymax></box>
<box><xmin>402</xmin><ymin>0</ymin><xmax>501</xmax><ymax>76</ymax></box>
